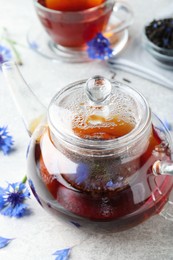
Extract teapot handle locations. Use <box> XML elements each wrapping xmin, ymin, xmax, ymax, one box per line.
<box><xmin>153</xmin><ymin>160</ymin><xmax>173</xmax><ymax>220</ymax></box>
<box><xmin>153</xmin><ymin>160</ymin><xmax>173</xmax><ymax>176</ymax></box>
<box><xmin>104</xmin><ymin>2</ymin><xmax>133</xmax><ymax>38</ymax></box>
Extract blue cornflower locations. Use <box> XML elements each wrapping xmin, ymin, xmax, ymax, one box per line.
<box><xmin>0</xmin><ymin>45</ymin><xmax>12</xmax><ymax>65</ymax></box>
<box><xmin>53</xmin><ymin>248</ymin><xmax>71</xmax><ymax>260</ymax></box>
<box><xmin>87</xmin><ymin>33</ymin><xmax>113</xmax><ymax>60</ymax></box>
<box><xmin>0</xmin><ymin>126</ymin><xmax>14</xmax><ymax>155</ymax></box>
<box><xmin>0</xmin><ymin>182</ymin><xmax>30</xmax><ymax>218</ymax></box>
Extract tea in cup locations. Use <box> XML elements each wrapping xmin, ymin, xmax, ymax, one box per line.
<box><xmin>34</xmin><ymin>0</ymin><xmax>133</xmax><ymax>48</ymax></box>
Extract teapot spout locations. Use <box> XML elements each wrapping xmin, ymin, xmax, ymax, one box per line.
<box><xmin>2</xmin><ymin>61</ymin><xmax>46</xmax><ymax>136</ymax></box>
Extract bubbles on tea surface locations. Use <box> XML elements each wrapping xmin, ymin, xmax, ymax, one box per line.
<box><xmin>68</xmin><ymin>88</ymin><xmax>139</xmax><ymax>140</ymax></box>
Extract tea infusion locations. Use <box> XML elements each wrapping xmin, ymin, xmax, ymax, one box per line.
<box><xmin>30</xmin><ymin>115</ymin><xmax>172</xmax><ymax>230</ymax></box>
<box><xmin>37</xmin><ymin>0</ymin><xmax>111</xmax><ymax>47</ymax></box>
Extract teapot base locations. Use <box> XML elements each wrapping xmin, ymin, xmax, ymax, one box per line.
<box><xmin>30</xmin><ymin>187</ymin><xmax>171</xmax><ymax>233</ymax></box>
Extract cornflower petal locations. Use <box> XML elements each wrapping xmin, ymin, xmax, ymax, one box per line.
<box><xmin>0</xmin><ymin>236</ymin><xmax>13</xmax><ymax>249</ymax></box>
<box><xmin>87</xmin><ymin>33</ymin><xmax>113</xmax><ymax>60</ymax></box>
<box><xmin>0</xmin><ymin>45</ymin><xmax>12</xmax><ymax>65</ymax></box>
<box><xmin>163</xmin><ymin>119</ymin><xmax>172</xmax><ymax>131</ymax></box>
<box><xmin>0</xmin><ymin>205</ymin><xmax>14</xmax><ymax>217</ymax></box>
<box><xmin>0</xmin><ymin>187</ymin><xmax>6</xmax><ymax>209</ymax></box>
<box><xmin>70</xmin><ymin>221</ymin><xmax>81</xmax><ymax>228</ymax></box>
<box><xmin>28</xmin><ymin>179</ymin><xmax>42</xmax><ymax>206</ymax></box>
<box><xmin>10</xmin><ymin>203</ymin><xmax>28</xmax><ymax>218</ymax></box>
<box><xmin>0</xmin><ymin>126</ymin><xmax>14</xmax><ymax>155</ymax></box>
<box><xmin>53</xmin><ymin>248</ymin><xmax>71</xmax><ymax>260</ymax></box>
<box><xmin>29</xmin><ymin>41</ymin><xmax>39</xmax><ymax>50</ymax></box>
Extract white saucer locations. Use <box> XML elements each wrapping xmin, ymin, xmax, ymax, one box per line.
<box><xmin>26</xmin><ymin>24</ymin><xmax>128</xmax><ymax>63</ymax></box>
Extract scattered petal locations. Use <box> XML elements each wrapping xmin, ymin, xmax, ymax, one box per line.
<box><xmin>0</xmin><ymin>45</ymin><xmax>12</xmax><ymax>65</ymax></box>
<box><xmin>0</xmin><ymin>182</ymin><xmax>30</xmax><ymax>218</ymax></box>
<box><xmin>0</xmin><ymin>126</ymin><xmax>14</xmax><ymax>155</ymax></box>
<box><xmin>70</xmin><ymin>221</ymin><xmax>81</xmax><ymax>228</ymax></box>
<box><xmin>0</xmin><ymin>236</ymin><xmax>13</xmax><ymax>249</ymax></box>
<box><xmin>29</xmin><ymin>41</ymin><xmax>39</xmax><ymax>50</ymax></box>
<box><xmin>28</xmin><ymin>179</ymin><xmax>42</xmax><ymax>206</ymax></box>
<box><xmin>163</xmin><ymin>119</ymin><xmax>172</xmax><ymax>131</ymax></box>
<box><xmin>87</xmin><ymin>33</ymin><xmax>113</xmax><ymax>60</ymax></box>
<box><xmin>53</xmin><ymin>248</ymin><xmax>71</xmax><ymax>260</ymax></box>
<box><xmin>26</xmin><ymin>141</ymin><xmax>31</xmax><ymax>158</ymax></box>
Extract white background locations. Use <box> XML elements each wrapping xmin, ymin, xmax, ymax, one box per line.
<box><xmin>0</xmin><ymin>0</ymin><xmax>173</xmax><ymax>259</ymax></box>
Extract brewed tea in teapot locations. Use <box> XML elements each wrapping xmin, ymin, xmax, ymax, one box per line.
<box><xmin>2</xmin><ymin>64</ymin><xmax>173</xmax><ymax>232</ymax></box>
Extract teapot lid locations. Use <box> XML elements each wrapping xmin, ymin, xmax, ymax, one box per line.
<box><xmin>48</xmin><ymin>76</ymin><xmax>150</xmax><ymax>149</ymax></box>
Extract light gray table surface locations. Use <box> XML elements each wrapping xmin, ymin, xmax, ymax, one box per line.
<box><xmin>0</xmin><ymin>0</ymin><xmax>173</xmax><ymax>259</ymax></box>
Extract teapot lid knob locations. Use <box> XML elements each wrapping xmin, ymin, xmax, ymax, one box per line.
<box><xmin>85</xmin><ymin>75</ymin><xmax>112</xmax><ymax>104</ymax></box>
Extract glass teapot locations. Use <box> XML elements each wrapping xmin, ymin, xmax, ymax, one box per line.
<box><xmin>2</xmin><ymin>62</ymin><xmax>173</xmax><ymax>232</ymax></box>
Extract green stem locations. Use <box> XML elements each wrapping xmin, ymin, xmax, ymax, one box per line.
<box><xmin>6</xmin><ymin>38</ymin><xmax>23</xmax><ymax>65</ymax></box>
<box><xmin>2</xmin><ymin>37</ymin><xmax>26</xmax><ymax>48</ymax></box>
<box><xmin>22</xmin><ymin>175</ymin><xmax>27</xmax><ymax>184</ymax></box>
<box><xmin>2</xmin><ymin>28</ymin><xmax>23</xmax><ymax>65</ymax></box>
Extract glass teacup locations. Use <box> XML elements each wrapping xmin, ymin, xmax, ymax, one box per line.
<box><xmin>34</xmin><ymin>0</ymin><xmax>133</xmax><ymax>50</ymax></box>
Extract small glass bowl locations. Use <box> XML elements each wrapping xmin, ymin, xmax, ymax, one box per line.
<box><xmin>143</xmin><ymin>21</ymin><xmax>173</xmax><ymax>68</ymax></box>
